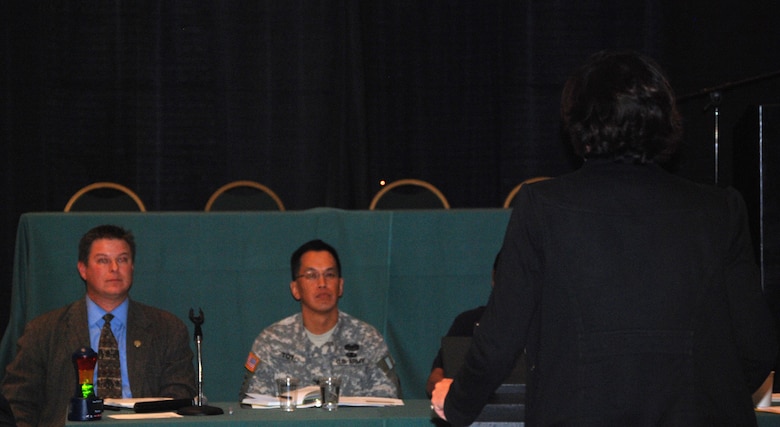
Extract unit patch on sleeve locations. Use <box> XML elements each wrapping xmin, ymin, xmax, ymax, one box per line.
<box><xmin>245</xmin><ymin>352</ymin><xmax>261</xmax><ymax>372</ymax></box>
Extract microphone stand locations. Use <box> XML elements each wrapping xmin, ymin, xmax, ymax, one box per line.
<box><xmin>178</xmin><ymin>308</ymin><xmax>224</xmax><ymax>416</ymax></box>
<box><xmin>703</xmin><ymin>91</ymin><xmax>721</xmax><ymax>185</ymax></box>
<box><xmin>677</xmin><ymin>69</ymin><xmax>780</xmax><ymax>186</ymax></box>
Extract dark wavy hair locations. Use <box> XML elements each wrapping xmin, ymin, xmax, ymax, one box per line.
<box><xmin>561</xmin><ymin>50</ymin><xmax>682</xmax><ymax>164</ymax></box>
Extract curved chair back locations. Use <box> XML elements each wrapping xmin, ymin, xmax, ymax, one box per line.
<box><xmin>369</xmin><ymin>179</ymin><xmax>450</xmax><ymax>210</ymax></box>
<box><xmin>64</xmin><ymin>182</ymin><xmax>146</xmax><ymax>212</ymax></box>
<box><xmin>503</xmin><ymin>176</ymin><xmax>551</xmax><ymax>208</ymax></box>
<box><xmin>205</xmin><ymin>180</ymin><xmax>285</xmax><ymax>211</ymax></box>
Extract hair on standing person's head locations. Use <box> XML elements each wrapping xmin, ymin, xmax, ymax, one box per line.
<box><xmin>561</xmin><ymin>50</ymin><xmax>682</xmax><ymax>164</ymax></box>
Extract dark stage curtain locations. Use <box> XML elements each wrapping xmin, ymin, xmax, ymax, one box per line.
<box><xmin>3</xmin><ymin>1</ymin><xmax>780</xmax><ymax>336</ymax></box>
<box><xmin>3</xmin><ymin>1</ymin><xmax>664</xmax><ymax>213</ymax></box>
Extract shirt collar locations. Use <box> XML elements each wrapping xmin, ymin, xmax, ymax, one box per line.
<box><xmin>86</xmin><ymin>295</ymin><xmax>129</xmax><ymax>328</ymax></box>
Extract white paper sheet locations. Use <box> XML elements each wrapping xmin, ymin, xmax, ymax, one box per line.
<box><xmin>107</xmin><ymin>412</ymin><xmax>182</xmax><ymax>419</ymax></box>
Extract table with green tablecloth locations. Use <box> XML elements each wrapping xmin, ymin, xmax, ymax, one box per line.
<box><xmin>0</xmin><ymin>209</ymin><xmax>511</xmax><ymax>402</ymax></box>
<box><xmin>7</xmin><ymin>209</ymin><xmax>780</xmax><ymax>426</ymax></box>
<box><xmin>60</xmin><ymin>402</ymin><xmax>780</xmax><ymax>426</ymax></box>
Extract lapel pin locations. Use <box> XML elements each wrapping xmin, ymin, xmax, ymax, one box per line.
<box><xmin>134</xmin><ymin>340</ymin><xmax>142</xmax><ymax>348</ymax></box>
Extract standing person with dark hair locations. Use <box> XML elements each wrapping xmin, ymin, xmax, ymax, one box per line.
<box><xmin>432</xmin><ymin>50</ymin><xmax>777</xmax><ymax>426</ymax></box>
<box><xmin>239</xmin><ymin>239</ymin><xmax>400</xmax><ymax>398</ymax></box>
<box><xmin>1</xmin><ymin>225</ymin><xmax>196</xmax><ymax>427</ymax></box>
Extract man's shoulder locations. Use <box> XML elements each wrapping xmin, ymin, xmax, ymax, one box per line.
<box><xmin>26</xmin><ymin>299</ymin><xmax>83</xmax><ymax>327</ymax></box>
<box><xmin>260</xmin><ymin>313</ymin><xmax>301</xmax><ymax>336</ymax></box>
<box><xmin>269</xmin><ymin>312</ymin><xmax>300</xmax><ymax>326</ymax></box>
<box><xmin>338</xmin><ymin>310</ymin><xmax>373</xmax><ymax>324</ymax></box>
<box><xmin>253</xmin><ymin>314</ymin><xmax>302</xmax><ymax>350</ymax></box>
<box><xmin>337</xmin><ymin>311</ymin><xmax>383</xmax><ymax>338</ymax></box>
<box><xmin>127</xmin><ymin>299</ymin><xmax>186</xmax><ymax>326</ymax></box>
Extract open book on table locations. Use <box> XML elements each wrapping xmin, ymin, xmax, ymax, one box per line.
<box><xmin>241</xmin><ymin>385</ymin><xmax>403</xmax><ymax>409</ymax></box>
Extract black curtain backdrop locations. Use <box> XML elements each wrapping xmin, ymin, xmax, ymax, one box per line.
<box><xmin>3</xmin><ymin>1</ymin><xmax>780</xmax><ymax>336</ymax></box>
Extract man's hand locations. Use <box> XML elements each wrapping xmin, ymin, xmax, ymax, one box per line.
<box><xmin>430</xmin><ymin>378</ymin><xmax>453</xmax><ymax>420</ymax></box>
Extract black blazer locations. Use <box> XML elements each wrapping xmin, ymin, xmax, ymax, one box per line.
<box><xmin>445</xmin><ymin>161</ymin><xmax>777</xmax><ymax>426</ymax></box>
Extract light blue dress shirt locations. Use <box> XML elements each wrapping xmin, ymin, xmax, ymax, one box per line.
<box><xmin>87</xmin><ymin>296</ymin><xmax>131</xmax><ymax>398</ymax></box>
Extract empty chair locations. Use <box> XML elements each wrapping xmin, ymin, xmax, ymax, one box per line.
<box><xmin>205</xmin><ymin>180</ymin><xmax>285</xmax><ymax>211</ymax></box>
<box><xmin>369</xmin><ymin>179</ymin><xmax>450</xmax><ymax>210</ymax></box>
<box><xmin>64</xmin><ymin>182</ymin><xmax>146</xmax><ymax>212</ymax></box>
<box><xmin>503</xmin><ymin>176</ymin><xmax>551</xmax><ymax>208</ymax></box>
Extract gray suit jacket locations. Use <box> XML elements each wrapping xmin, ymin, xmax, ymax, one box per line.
<box><xmin>1</xmin><ymin>298</ymin><xmax>196</xmax><ymax>427</ymax></box>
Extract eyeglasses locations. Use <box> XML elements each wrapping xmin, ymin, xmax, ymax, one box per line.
<box><xmin>296</xmin><ymin>270</ymin><xmax>340</xmax><ymax>282</ymax></box>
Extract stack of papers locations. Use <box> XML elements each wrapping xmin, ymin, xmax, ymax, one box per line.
<box><xmin>241</xmin><ymin>386</ymin><xmax>403</xmax><ymax>409</ymax></box>
<box><xmin>107</xmin><ymin>412</ymin><xmax>183</xmax><ymax>420</ymax></box>
<box><xmin>103</xmin><ymin>397</ymin><xmax>183</xmax><ymax>420</ymax></box>
<box><xmin>338</xmin><ymin>396</ymin><xmax>404</xmax><ymax>407</ymax></box>
<box><xmin>242</xmin><ymin>385</ymin><xmax>321</xmax><ymax>409</ymax></box>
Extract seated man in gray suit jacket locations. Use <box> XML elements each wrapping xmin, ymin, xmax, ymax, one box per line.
<box><xmin>1</xmin><ymin>224</ymin><xmax>197</xmax><ymax>427</ymax></box>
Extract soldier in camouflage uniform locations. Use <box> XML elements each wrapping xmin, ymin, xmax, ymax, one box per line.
<box><xmin>240</xmin><ymin>239</ymin><xmax>400</xmax><ymax>398</ymax></box>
